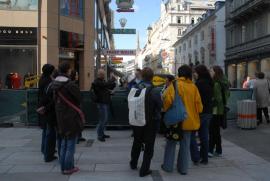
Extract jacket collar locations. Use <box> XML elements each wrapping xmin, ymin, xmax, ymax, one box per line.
<box><xmin>177</xmin><ymin>77</ymin><xmax>193</xmax><ymax>83</ymax></box>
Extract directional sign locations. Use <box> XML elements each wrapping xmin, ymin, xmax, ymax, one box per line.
<box><xmin>105</xmin><ymin>49</ymin><xmax>136</xmax><ymax>56</ymax></box>
<box><xmin>112</xmin><ymin>29</ymin><xmax>136</xmax><ymax>34</ymax></box>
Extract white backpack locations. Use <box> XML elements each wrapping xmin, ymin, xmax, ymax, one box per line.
<box><xmin>128</xmin><ymin>88</ymin><xmax>147</xmax><ymax>126</ymax></box>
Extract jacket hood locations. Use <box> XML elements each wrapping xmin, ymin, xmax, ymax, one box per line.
<box><xmin>51</xmin><ymin>75</ymin><xmax>70</xmax><ymax>90</ymax></box>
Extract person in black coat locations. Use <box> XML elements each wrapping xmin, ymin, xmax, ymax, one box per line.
<box><xmin>130</xmin><ymin>67</ymin><xmax>162</xmax><ymax>177</ymax></box>
<box><xmin>38</xmin><ymin>64</ymin><xmax>57</xmax><ymax>162</ymax></box>
<box><xmin>190</xmin><ymin>65</ymin><xmax>214</xmax><ymax>165</ymax></box>
<box><xmin>92</xmin><ymin>69</ymin><xmax>116</xmax><ymax>142</ymax></box>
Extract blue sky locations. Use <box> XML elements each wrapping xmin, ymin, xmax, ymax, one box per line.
<box><xmin>110</xmin><ymin>0</ymin><xmax>163</xmax><ymax>50</ymax></box>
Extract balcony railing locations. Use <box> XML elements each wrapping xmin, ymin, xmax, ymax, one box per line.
<box><xmin>230</xmin><ymin>0</ymin><xmax>270</xmax><ymax>20</ymax></box>
<box><xmin>226</xmin><ymin>34</ymin><xmax>270</xmax><ymax>59</ymax></box>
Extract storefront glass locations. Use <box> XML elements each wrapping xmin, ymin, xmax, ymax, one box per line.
<box><xmin>228</xmin><ymin>64</ymin><xmax>236</xmax><ymax>88</ymax></box>
<box><xmin>261</xmin><ymin>58</ymin><xmax>270</xmax><ymax>79</ymax></box>
<box><xmin>0</xmin><ymin>48</ymin><xmax>37</xmax><ymax>88</ymax></box>
<box><xmin>248</xmin><ymin>61</ymin><xmax>258</xmax><ymax>79</ymax></box>
<box><xmin>237</xmin><ymin>62</ymin><xmax>247</xmax><ymax>88</ymax></box>
<box><xmin>60</xmin><ymin>0</ymin><xmax>84</xmax><ymax>19</ymax></box>
<box><xmin>0</xmin><ymin>0</ymin><xmax>38</xmax><ymax>11</ymax></box>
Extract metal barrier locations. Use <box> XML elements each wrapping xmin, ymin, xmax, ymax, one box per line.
<box><xmin>0</xmin><ymin>88</ymin><xmax>253</xmax><ymax>126</ymax></box>
<box><xmin>227</xmin><ymin>89</ymin><xmax>253</xmax><ymax>120</ymax></box>
<box><xmin>0</xmin><ymin>89</ymin><xmax>27</xmax><ymax>124</ymax></box>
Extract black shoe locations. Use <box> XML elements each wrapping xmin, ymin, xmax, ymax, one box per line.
<box><xmin>103</xmin><ymin>135</ymin><xmax>111</xmax><ymax>139</ymax></box>
<box><xmin>161</xmin><ymin>164</ymin><xmax>172</xmax><ymax>173</ymax></box>
<box><xmin>45</xmin><ymin>156</ymin><xmax>57</xmax><ymax>162</ymax></box>
<box><xmin>267</xmin><ymin>120</ymin><xmax>270</xmax><ymax>124</ymax></box>
<box><xmin>180</xmin><ymin>172</ymin><xmax>187</xmax><ymax>175</ymax></box>
<box><xmin>193</xmin><ymin>161</ymin><xmax>199</xmax><ymax>166</ymax></box>
<box><xmin>200</xmin><ymin>160</ymin><xmax>208</xmax><ymax>165</ymax></box>
<box><xmin>129</xmin><ymin>162</ymin><xmax>137</xmax><ymax>170</ymax></box>
<box><xmin>140</xmin><ymin>170</ymin><xmax>152</xmax><ymax>177</ymax></box>
<box><xmin>98</xmin><ymin>137</ymin><xmax>105</xmax><ymax>142</ymax></box>
<box><xmin>79</xmin><ymin>137</ymin><xmax>86</xmax><ymax>142</ymax></box>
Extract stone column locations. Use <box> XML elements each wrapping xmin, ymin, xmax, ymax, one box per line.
<box><xmin>79</xmin><ymin>0</ymin><xmax>95</xmax><ymax>90</ymax></box>
<box><xmin>39</xmin><ymin>0</ymin><xmax>59</xmax><ymax>73</ymax></box>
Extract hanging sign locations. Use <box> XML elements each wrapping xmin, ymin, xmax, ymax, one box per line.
<box><xmin>105</xmin><ymin>49</ymin><xmax>136</xmax><ymax>56</ymax></box>
<box><xmin>111</xmin><ymin>29</ymin><xmax>136</xmax><ymax>34</ymax></box>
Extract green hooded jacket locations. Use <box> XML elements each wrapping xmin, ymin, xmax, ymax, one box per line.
<box><xmin>213</xmin><ymin>77</ymin><xmax>230</xmax><ymax>115</ymax></box>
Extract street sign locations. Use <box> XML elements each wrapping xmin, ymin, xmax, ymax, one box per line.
<box><xmin>111</xmin><ymin>29</ymin><xmax>136</xmax><ymax>34</ymax></box>
<box><xmin>117</xmin><ymin>9</ymin><xmax>134</xmax><ymax>12</ymax></box>
<box><xmin>111</xmin><ymin>57</ymin><xmax>123</xmax><ymax>64</ymax></box>
<box><xmin>105</xmin><ymin>49</ymin><xmax>136</xmax><ymax>56</ymax></box>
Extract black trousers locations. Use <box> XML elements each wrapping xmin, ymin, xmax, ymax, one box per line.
<box><xmin>257</xmin><ymin>107</ymin><xmax>270</xmax><ymax>123</ymax></box>
<box><xmin>130</xmin><ymin>125</ymin><xmax>157</xmax><ymax>174</ymax></box>
<box><xmin>209</xmin><ymin>115</ymin><xmax>222</xmax><ymax>154</ymax></box>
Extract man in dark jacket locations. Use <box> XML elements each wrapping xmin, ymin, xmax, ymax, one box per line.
<box><xmin>38</xmin><ymin>64</ymin><xmax>57</xmax><ymax>162</ymax></box>
<box><xmin>51</xmin><ymin>63</ymin><xmax>82</xmax><ymax>175</ymax></box>
<box><xmin>92</xmin><ymin>69</ymin><xmax>116</xmax><ymax>142</ymax></box>
<box><xmin>130</xmin><ymin>67</ymin><xmax>162</xmax><ymax>177</ymax></box>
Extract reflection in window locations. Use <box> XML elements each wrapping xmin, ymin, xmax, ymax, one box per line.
<box><xmin>60</xmin><ymin>0</ymin><xmax>84</xmax><ymax>19</ymax></box>
<box><xmin>0</xmin><ymin>0</ymin><xmax>38</xmax><ymax>11</ymax></box>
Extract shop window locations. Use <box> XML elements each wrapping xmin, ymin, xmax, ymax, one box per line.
<box><xmin>228</xmin><ymin>64</ymin><xmax>237</xmax><ymax>88</ymax></box>
<box><xmin>261</xmin><ymin>58</ymin><xmax>270</xmax><ymax>79</ymax></box>
<box><xmin>60</xmin><ymin>0</ymin><xmax>84</xmax><ymax>19</ymax></box>
<box><xmin>0</xmin><ymin>0</ymin><xmax>38</xmax><ymax>11</ymax></box>
<box><xmin>248</xmin><ymin>61</ymin><xmax>258</xmax><ymax>79</ymax></box>
<box><xmin>237</xmin><ymin>62</ymin><xmax>247</xmax><ymax>88</ymax></box>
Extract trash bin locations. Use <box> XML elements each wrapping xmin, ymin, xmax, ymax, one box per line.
<box><xmin>237</xmin><ymin>100</ymin><xmax>257</xmax><ymax>129</ymax></box>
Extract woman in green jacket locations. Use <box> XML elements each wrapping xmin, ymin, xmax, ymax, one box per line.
<box><xmin>209</xmin><ymin>66</ymin><xmax>230</xmax><ymax>157</ymax></box>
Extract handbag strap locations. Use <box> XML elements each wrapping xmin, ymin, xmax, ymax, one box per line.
<box><xmin>57</xmin><ymin>91</ymin><xmax>85</xmax><ymax>123</ymax></box>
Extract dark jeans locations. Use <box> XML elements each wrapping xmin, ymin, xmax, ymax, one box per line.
<box><xmin>41</xmin><ymin>124</ymin><xmax>56</xmax><ymax>161</ymax></box>
<box><xmin>190</xmin><ymin>114</ymin><xmax>212</xmax><ymax>162</ymax></box>
<box><xmin>209</xmin><ymin>115</ymin><xmax>222</xmax><ymax>154</ymax></box>
<box><xmin>257</xmin><ymin>107</ymin><xmax>270</xmax><ymax>123</ymax></box>
<box><xmin>130</xmin><ymin>126</ymin><xmax>157</xmax><ymax>174</ymax></box>
<box><xmin>59</xmin><ymin>137</ymin><xmax>77</xmax><ymax>171</ymax></box>
<box><xmin>97</xmin><ymin>104</ymin><xmax>109</xmax><ymax>139</ymax></box>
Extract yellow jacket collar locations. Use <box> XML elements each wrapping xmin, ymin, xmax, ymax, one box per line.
<box><xmin>177</xmin><ymin>77</ymin><xmax>193</xmax><ymax>83</ymax></box>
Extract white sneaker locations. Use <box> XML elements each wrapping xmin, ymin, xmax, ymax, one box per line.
<box><xmin>208</xmin><ymin>152</ymin><xmax>214</xmax><ymax>158</ymax></box>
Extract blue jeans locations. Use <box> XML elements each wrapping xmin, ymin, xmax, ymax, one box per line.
<box><xmin>59</xmin><ymin>137</ymin><xmax>77</xmax><ymax>171</ymax></box>
<box><xmin>162</xmin><ymin>131</ymin><xmax>191</xmax><ymax>174</ymax></box>
<box><xmin>190</xmin><ymin>114</ymin><xmax>212</xmax><ymax>163</ymax></box>
<box><xmin>97</xmin><ymin>104</ymin><xmax>109</xmax><ymax>139</ymax></box>
<box><xmin>41</xmin><ymin>125</ymin><xmax>56</xmax><ymax>161</ymax></box>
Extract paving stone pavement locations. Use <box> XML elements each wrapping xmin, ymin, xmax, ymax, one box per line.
<box><xmin>0</xmin><ymin>127</ymin><xmax>270</xmax><ymax>181</ymax></box>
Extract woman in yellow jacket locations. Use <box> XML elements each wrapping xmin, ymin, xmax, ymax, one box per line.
<box><xmin>161</xmin><ymin>65</ymin><xmax>203</xmax><ymax>175</ymax></box>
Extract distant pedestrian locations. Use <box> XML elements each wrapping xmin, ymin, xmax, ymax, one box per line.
<box><xmin>208</xmin><ymin>66</ymin><xmax>230</xmax><ymax>157</ymax></box>
<box><xmin>253</xmin><ymin>72</ymin><xmax>270</xmax><ymax>125</ymax></box>
<box><xmin>128</xmin><ymin>69</ymin><xmax>142</xmax><ymax>90</ymax></box>
<box><xmin>162</xmin><ymin>65</ymin><xmax>203</xmax><ymax>175</ymax></box>
<box><xmin>129</xmin><ymin>67</ymin><xmax>162</xmax><ymax>177</ymax></box>
<box><xmin>92</xmin><ymin>69</ymin><xmax>116</xmax><ymax>142</ymax></box>
<box><xmin>51</xmin><ymin>63</ymin><xmax>84</xmax><ymax>175</ymax></box>
<box><xmin>190</xmin><ymin>65</ymin><xmax>213</xmax><ymax>165</ymax></box>
<box><xmin>37</xmin><ymin>64</ymin><xmax>57</xmax><ymax>162</ymax></box>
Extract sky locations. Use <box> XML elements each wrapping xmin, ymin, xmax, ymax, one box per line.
<box><xmin>110</xmin><ymin>0</ymin><xmax>163</xmax><ymax>61</ymax></box>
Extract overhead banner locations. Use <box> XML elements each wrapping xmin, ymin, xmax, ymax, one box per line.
<box><xmin>105</xmin><ymin>49</ymin><xmax>136</xmax><ymax>56</ymax></box>
<box><xmin>112</xmin><ymin>29</ymin><xmax>136</xmax><ymax>34</ymax></box>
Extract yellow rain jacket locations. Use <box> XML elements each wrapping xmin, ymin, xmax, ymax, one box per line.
<box><xmin>163</xmin><ymin>77</ymin><xmax>203</xmax><ymax>131</ymax></box>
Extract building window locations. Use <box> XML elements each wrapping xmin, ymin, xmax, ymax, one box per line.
<box><xmin>241</xmin><ymin>25</ymin><xmax>246</xmax><ymax>43</ymax></box>
<box><xmin>177</xmin><ymin>16</ymin><xmax>182</xmax><ymax>24</ymax></box>
<box><xmin>201</xmin><ymin>31</ymin><xmax>204</xmax><ymax>41</ymax></box>
<box><xmin>0</xmin><ymin>0</ymin><xmax>38</xmax><ymax>11</ymax></box>
<box><xmin>60</xmin><ymin>0</ymin><xmax>84</xmax><ymax>19</ymax></box>
<box><xmin>178</xmin><ymin>5</ymin><xmax>181</xmax><ymax>11</ymax></box>
<box><xmin>194</xmin><ymin>35</ymin><xmax>198</xmax><ymax>45</ymax></box>
<box><xmin>179</xmin><ymin>46</ymin><xmax>182</xmax><ymax>53</ymax></box>
<box><xmin>183</xmin><ymin>43</ymin><xmax>186</xmax><ymax>51</ymax></box>
<box><xmin>189</xmin><ymin>40</ymin><xmax>191</xmax><ymax>48</ymax></box>
<box><xmin>191</xmin><ymin>18</ymin><xmax>195</xmax><ymax>24</ymax></box>
<box><xmin>254</xmin><ymin>20</ymin><xmax>258</xmax><ymax>39</ymax></box>
<box><xmin>178</xmin><ymin>29</ymin><xmax>182</xmax><ymax>36</ymax></box>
